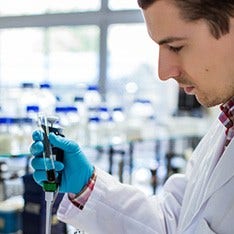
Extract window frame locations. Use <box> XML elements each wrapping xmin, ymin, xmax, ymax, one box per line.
<box><xmin>0</xmin><ymin>0</ymin><xmax>144</xmax><ymax>98</ymax></box>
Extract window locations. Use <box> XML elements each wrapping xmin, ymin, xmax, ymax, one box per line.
<box><xmin>0</xmin><ymin>28</ymin><xmax>44</xmax><ymax>86</ymax></box>
<box><xmin>48</xmin><ymin>26</ymin><xmax>99</xmax><ymax>85</ymax></box>
<box><xmin>0</xmin><ymin>0</ymin><xmax>100</xmax><ymax>16</ymax></box>
<box><xmin>0</xmin><ymin>26</ymin><xmax>99</xmax><ymax>86</ymax></box>
<box><xmin>0</xmin><ymin>0</ymin><xmax>177</xmax><ymax>114</ymax></box>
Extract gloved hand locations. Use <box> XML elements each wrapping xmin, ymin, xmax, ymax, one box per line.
<box><xmin>30</xmin><ymin>130</ymin><xmax>94</xmax><ymax>194</ymax></box>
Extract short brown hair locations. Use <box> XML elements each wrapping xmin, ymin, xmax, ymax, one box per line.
<box><xmin>137</xmin><ymin>0</ymin><xmax>234</xmax><ymax>39</ymax></box>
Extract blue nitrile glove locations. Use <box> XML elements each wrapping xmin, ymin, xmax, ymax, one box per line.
<box><xmin>30</xmin><ymin>130</ymin><xmax>94</xmax><ymax>194</ymax></box>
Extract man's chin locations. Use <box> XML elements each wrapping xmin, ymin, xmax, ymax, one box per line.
<box><xmin>196</xmin><ymin>96</ymin><xmax>222</xmax><ymax>108</ymax></box>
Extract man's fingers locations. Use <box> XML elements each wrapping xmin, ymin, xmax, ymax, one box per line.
<box><xmin>31</xmin><ymin>157</ymin><xmax>64</xmax><ymax>171</ymax></box>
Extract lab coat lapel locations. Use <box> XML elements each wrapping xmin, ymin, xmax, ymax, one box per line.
<box><xmin>203</xmin><ymin>138</ymin><xmax>234</xmax><ymax>200</ymax></box>
<box><xmin>180</xmin><ymin>124</ymin><xmax>234</xmax><ymax>231</ymax></box>
<box><xmin>185</xmin><ymin>139</ymin><xmax>234</xmax><ymax>231</ymax></box>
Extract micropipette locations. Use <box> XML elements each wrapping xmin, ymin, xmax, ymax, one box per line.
<box><xmin>38</xmin><ymin>115</ymin><xmax>64</xmax><ymax>234</ymax></box>
<box><xmin>40</xmin><ymin>116</ymin><xmax>57</xmax><ymax>189</ymax></box>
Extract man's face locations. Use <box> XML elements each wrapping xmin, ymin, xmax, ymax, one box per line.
<box><xmin>143</xmin><ymin>0</ymin><xmax>234</xmax><ymax>107</ymax></box>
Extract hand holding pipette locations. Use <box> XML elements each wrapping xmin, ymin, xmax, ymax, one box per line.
<box><xmin>30</xmin><ymin>130</ymin><xmax>94</xmax><ymax>194</ymax></box>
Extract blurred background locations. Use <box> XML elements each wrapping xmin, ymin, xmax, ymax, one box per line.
<box><xmin>0</xmin><ymin>0</ymin><xmax>220</xmax><ymax>233</ymax></box>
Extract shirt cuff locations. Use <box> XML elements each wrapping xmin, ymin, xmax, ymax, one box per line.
<box><xmin>68</xmin><ymin>169</ymin><xmax>97</xmax><ymax>210</ymax></box>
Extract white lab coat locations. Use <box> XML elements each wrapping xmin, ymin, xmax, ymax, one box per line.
<box><xmin>57</xmin><ymin>119</ymin><xmax>234</xmax><ymax>234</ymax></box>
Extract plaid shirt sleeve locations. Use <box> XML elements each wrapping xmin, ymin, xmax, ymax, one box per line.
<box><xmin>68</xmin><ymin>169</ymin><xmax>97</xmax><ymax>210</ymax></box>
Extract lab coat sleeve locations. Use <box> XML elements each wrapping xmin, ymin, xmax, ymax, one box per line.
<box><xmin>57</xmin><ymin>167</ymin><xmax>188</xmax><ymax>234</ymax></box>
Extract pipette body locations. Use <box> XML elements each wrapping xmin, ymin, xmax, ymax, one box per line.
<box><xmin>38</xmin><ymin>115</ymin><xmax>64</xmax><ymax>234</ymax></box>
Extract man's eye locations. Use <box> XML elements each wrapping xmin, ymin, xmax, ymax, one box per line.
<box><xmin>168</xmin><ymin>46</ymin><xmax>183</xmax><ymax>53</ymax></box>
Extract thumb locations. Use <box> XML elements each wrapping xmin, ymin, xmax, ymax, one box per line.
<box><xmin>48</xmin><ymin>133</ymin><xmax>80</xmax><ymax>153</ymax></box>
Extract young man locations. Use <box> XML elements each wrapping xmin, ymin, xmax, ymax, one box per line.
<box><xmin>31</xmin><ymin>0</ymin><xmax>234</xmax><ymax>233</ymax></box>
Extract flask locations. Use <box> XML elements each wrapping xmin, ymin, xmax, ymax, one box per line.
<box><xmin>74</xmin><ymin>96</ymin><xmax>86</xmax><ymax>119</ymax></box>
<box><xmin>19</xmin><ymin>117</ymin><xmax>35</xmax><ymax>153</ymax></box>
<box><xmin>26</xmin><ymin>105</ymin><xmax>40</xmax><ymax>123</ymax></box>
<box><xmin>0</xmin><ymin>118</ymin><xmax>12</xmax><ymax>154</ymax></box>
<box><xmin>127</xmin><ymin>99</ymin><xmax>156</xmax><ymax>140</ymax></box>
<box><xmin>87</xmin><ymin>116</ymin><xmax>100</xmax><ymax>147</ymax></box>
<box><xmin>84</xmin><ymin>85</ymin><xmax>102</xmax><ymax>107</ymax></box>
<box><xmin>98</xmin><ymin>106</ymin><xmax>111</xmax><ymax>145</ymax></box>
<box><xmin>111</xmin><ymin>107</ymin><xmax>126</xmax><ymax>144</ymax></box>
<box><xmin>19</xmin><ymin>83</ymin><xmax>38</xmax><ymax>117</ymax></box>
<box><xmin>65</xmin><ymin>106</ymin><xmax>79</xmax><ymax>141</ymax></box>
<box><xmin>84</xmin><ymin>85</ymin><xmax>102</xmax><ymax>120</ymax></box>
<box><xmin>0</xmin><ymin>117</ymin><xmax>22</xmax><ymax>155</ymax></box>
<box><xmin>38</xmin><ymin>83</ymin><xmax>56</xmax><ymax>115</ymax></box>
<box><xmin>74</xmin><ymin>96</ymin><xmax>88</xmax><ymax>146</ymax></box>
<box><xmin>54</xmin><ymin>106</ymin><xmax>79</xmax><ymax>140</ymax></box>
<box><xmin>0</xmin><ymin>86</ymin><xmax>21</xmax><ymax>118</ymax></box>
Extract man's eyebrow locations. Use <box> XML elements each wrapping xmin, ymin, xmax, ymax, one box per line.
<box><xmin>158</xmin><ymin>37</ymin><xmax>187</xmax><ymax>45</ymax></box>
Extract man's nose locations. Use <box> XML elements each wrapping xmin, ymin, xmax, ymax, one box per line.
<box><xmin>158</xmin><ymin>49</ymin><xmax>181</xmax><ymax>81</ymax></box>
